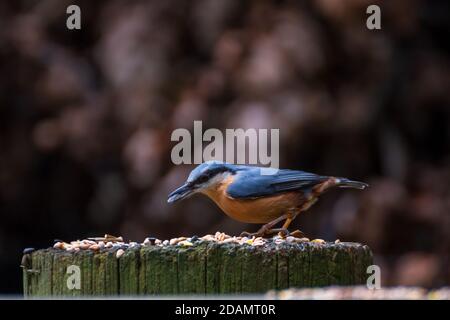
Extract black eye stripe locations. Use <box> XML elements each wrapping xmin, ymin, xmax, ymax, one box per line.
<box><xmin>196</xmin><ymin>175</ymin><xmax>209</xmax><ymax>184</ymax></box>
<box><xmin>194</xmin><ymin>168</ymin><xmax>226</xmax><ymax>185</ymax></box>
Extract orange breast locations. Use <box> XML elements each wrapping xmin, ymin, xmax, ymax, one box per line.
<box><xmin>202</xmin><ymin>175</ymin><xmax>305</xmax><ymax>223</ymax></box>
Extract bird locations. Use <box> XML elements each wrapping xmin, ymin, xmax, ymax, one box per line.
<box><xmin>167</xmin><ymin>161</ymin><xmax>368</xmax><ymax>238</ymax></box>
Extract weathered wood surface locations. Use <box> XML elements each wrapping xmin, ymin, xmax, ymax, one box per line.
<box><xmin>22</xmin><ymin>241</ymin><xmax>373</xmax><ymax>297</ymax></box>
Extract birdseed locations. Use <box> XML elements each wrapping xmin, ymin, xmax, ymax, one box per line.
<box><xmin>38</xmin><ymin>232</ymin><xmax>347</xmax><ymax>255</ymax></box>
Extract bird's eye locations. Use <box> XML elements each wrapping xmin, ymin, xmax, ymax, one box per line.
<box><xmin>195</xmin><ymin>173</ymin><xmax>210</xmax><ymax>185</ymax></box>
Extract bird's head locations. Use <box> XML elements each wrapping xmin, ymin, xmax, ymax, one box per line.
<box><xmin>167</xmin><ymin>161</ymin><xmax>236</xmax><ymax>203</ymax></box>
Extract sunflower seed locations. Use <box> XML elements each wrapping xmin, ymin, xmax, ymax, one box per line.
<box><xmin>53</xmin><ymin>242</ymin><xmax>64</xmax><ymax>249</ymax></box>
<box><xmin>89</xmin><ymin>244</ymin><xmax>100</xmax><ymax>251</ymax></box>
<box><xmin>222</xmin><ymin>238</ymin><xmax>236</xmax><ymax>243</ymax></box>
<box><xmin>80</xmin><ymin>243</ymin><xmax>90</xmax><ymax>250</ymax></box>
<box><xmin>116</xmin><ymin>249</ymin><xmax>125</xmax><ymax>258</ymax></box>
<box><xmin>179</xmin><ymin>240</ymin><xmax>193</xmax><ymax>247</ymax></box>
<box><xmin>285</xmin><ymin>236</ymin><xmax>297</xmax><ymax>243</ymax></box>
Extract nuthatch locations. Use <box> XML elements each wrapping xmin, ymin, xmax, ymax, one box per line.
<box><xmin>168</xmin><ymin>161</ymin><xmax>368</xmax><ymax>237</ymax></box>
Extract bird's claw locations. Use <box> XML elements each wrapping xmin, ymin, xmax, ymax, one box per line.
<box><xmin>239</xmin><ymin>229</ymin><xmax>270</xmax><ymax>238</ymax></box>
<box><xmin>239</xmin><ymin>231</ymin><xmax>250</xmax><ymax>237</ymax></box>
<box><xmin>276</xmin><ymin>229</ymin><xmax>290</xmax><ymax>238</ymax></box>
<box><xmin>240</xmin><ymin>228</ymin><xmax>289</xmax><ymax>239</ymax></box>
<box><xmin>240</xmin><ymin>228</ymin><xmax>305</xmax><ymax>239</ymax></box>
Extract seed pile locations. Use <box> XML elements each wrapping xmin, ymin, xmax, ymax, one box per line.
<box><xmin>48</xmin><ymin>232</ymin><xmax>338</xmax><ymax>259</ymax></box>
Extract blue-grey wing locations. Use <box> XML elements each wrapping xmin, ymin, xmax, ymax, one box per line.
<box><xmin>226</xmin><ymin>168</ymin><xmax>328</xmax><ymax>199</ymax></box>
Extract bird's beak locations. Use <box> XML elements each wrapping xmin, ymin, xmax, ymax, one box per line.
<box><xmin>167</xmin><ymin>183</ymin><xmax>196</xmax><ymax>203</ymax></box>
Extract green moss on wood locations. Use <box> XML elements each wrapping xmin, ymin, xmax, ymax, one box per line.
<box><xmin>177</xmin><ymin>243</ymin><xmax>207</xmax><ymax>294</ymax></box>
<box><xmin>276</xmin><ymin>244</ymin><xmax>290</xmax><ymax>289</ymax></box>
<box><xmin>23</xmin><ymin>241</ymin><xmax>373</xmax><ymax>296</ymax></box>
<box><xmin>205</xmin><ymin>242</ymin><xmax>221</xmax><ymax>294</ymax></box>
<box><xmin>220</xmin><ymin>244</ymin><xmax>243</xmax><ymax>293</ymax></box>
<box><xmin>30</xmin><ymin>250</ymin><xmax>53</xmax><ymax>296</ymax></box>
<box><xmin>119</xmin><ymin>247</ymin><xmax>140</xmax><ymax>295</ymax></box>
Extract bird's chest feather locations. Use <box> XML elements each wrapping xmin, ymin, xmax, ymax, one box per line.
<box><xmin>202</xmin><ymin>176</ymin><xmax>308</xmax><ymax>223</ymax></box>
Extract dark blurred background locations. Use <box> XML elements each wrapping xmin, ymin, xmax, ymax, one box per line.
<box><xmin>0</xmin><ymin>0</ymin><xmax>449</xmax><ymax>293</ymax></box>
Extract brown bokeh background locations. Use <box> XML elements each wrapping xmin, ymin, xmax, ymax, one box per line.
<box><xmin>0</xmin><ymin>0</ymin><xmax>449</xmax><ymax>293</ymax></box>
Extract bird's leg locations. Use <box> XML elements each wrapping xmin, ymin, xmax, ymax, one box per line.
<box><xmin>278</xmin><ymin>198</ymin><xmax>321</xmax><ymax>239</ymax></box>
<box><xmin>276</xmin><ymin>217</ymin><xmax>293</xmax><ymax>238</ymax></box>
<box><xmin>282</xmin><ymin>217</ymin><xmax>293</xmax><ymax>229</ymax></box>
<box><xmin>240</xmin><ymin>214</ymin><xmax>289</xmax><ymax>238</ymax></box>
<box><xmin>277</xmin><ymin>208</ymin><xmax>304</xmax><ymax>238</ymax></box>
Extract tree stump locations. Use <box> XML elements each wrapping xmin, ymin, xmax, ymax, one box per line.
<box><xmin>22</xmin><ymin>240</ymin><xmax>373</xmax><ymax>296</ymax></box>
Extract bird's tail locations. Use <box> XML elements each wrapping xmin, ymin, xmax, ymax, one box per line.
<box><xmin>335</xmin><ymin>177</ymin><xmax>369</xmax><ymax>190</ymax></box>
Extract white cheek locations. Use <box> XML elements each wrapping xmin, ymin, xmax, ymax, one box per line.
<box><xmin>202</xmin><ymin>172</ymin><xmax>231</xmax><ymax>189</ymax></box>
